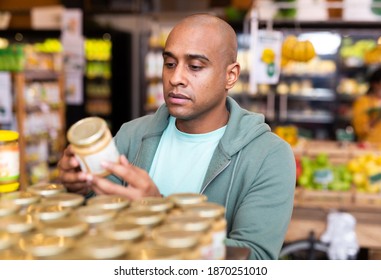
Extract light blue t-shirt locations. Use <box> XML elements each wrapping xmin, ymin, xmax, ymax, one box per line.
<box><xmin>149</xmin><ymin>116</ymin><xmax>226</xmax><ymax>196</ymax></box>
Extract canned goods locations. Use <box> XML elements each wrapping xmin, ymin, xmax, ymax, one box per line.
<box><xmin>19</xmin><ymin>233</ymin><xmax>74</xmax><ymax>258</ymax></box>
<box><xmin>98</xmin><ymin>220</ymin><xmax>145</xmax><ymax>242</ymax></box>
<box><xmin>130</xmin><ymin>197</ymin><xmax>174</xmax><ymax>213</ymax></box>
<box><xmin>67</xmin><ymin>117</ymin><xmax>120</xmax><ymax>176</ymax></box>
<box><xmin>127</xmin><ymin>240</ymin><xmax>185</xmax><ymax>260</ymax></box>
<box><xmin>119</xmin><ymin>208</ymin><xmax>165</xmax><ymax>229</ymax></box>
<box><xmin>0</xmin><ymin>230</ymin><xmax>15</xmax><ymax>250</ymax></box>
<box><xmin>26</xmin><ymin>203</ymin><xmax>71</xmax><ymax>222</ymax></box>
<box><xmin>87</xmin><ymin>195</ymin><xmax>130</xmax><ymax>211</ymax></box>
<box><xmin>40</xmin><ymin>217</ymin><xmax>89</xmax><ymax>238</ymax></box>
<box><xmin>0</xmin><ymin>214</ymin><xmax>36</xmax><ymax>234</ymax></box>
<box><xmin>77</xmin><ymin>235</ymin><xmax>128</xmax><ymax>259</ymax></box>
<box><xmin>0</xmin><ymin>200</ymin><xmax>21</xmax><ymax>217</ymax></box>
<box><xmin>42</xmin><ymin>193</ymin><xmax>85</xmax><ymax>209</ymax></box>
<box><xmin>152</xmin><ymin>227</ymin><xmax>201</xmax><ymax>249</ymax></box>
<box><xmin>167</xmin><ymin>193</ymin><xmax>207</xmax><ymax>208</ymax></box>
<box><xmin>27</xmin><ymin>182</ymin><xmax>66</xmax><ymax>197</ymax></box>
<box><xmin>0</xmin><ymin>191</ymin><xmax>40</xmax><ymax>214</ymax></box>
<box><xmin>0</xmin><ymin>130</ymin><xmax>20</xmax><ymax>187</ymax></box>
<box><xmin>183</xmin><ymin>202</ymin><xmax>227</xmax><ymax>260</ymax></box>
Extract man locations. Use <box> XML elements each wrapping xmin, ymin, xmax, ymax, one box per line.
<box><xmin>58</xmin><ymin>14</ymin><xmax>296</xmax><ymax>259</ymax></box>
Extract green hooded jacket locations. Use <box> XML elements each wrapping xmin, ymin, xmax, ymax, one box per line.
<box><xmin>111</xmin><ymin>96</ymin><xmax>296</xmax><ymax>259</ymax></box>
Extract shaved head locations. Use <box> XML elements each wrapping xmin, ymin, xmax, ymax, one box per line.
<box><xmin>166</xmin><ymin>14</ymin><xmax>238</xmax><ymax>66</ymax></box>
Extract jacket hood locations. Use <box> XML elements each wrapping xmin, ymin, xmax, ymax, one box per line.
<box><xmin>147</xmin><ymin>96</ymin><xmax>270</xmax><ymax>156</ymax></box>
<box><xmin>221</xmin><ymin>97</ymin><xmax>271</xmax><ymax>156</ymax></box>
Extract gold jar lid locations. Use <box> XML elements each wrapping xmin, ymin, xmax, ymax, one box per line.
<box><xmin>75</xmin><ymin>205</ymin><xmax>117</xmax><ymax>224</ymax></box>
<box><xmin>0</xmin><ymin>200</ymin><xmax>21</xmax><ymax>217</ymax></box>
<box><xmin>0</xmin><ymin>247</ymin><xmax>34</xmax><ymax>260</ymax></box>
<box><xmin>128</xmin><ymin>240</ymin><xmax>184</xmax><ymax>260</ymax></box>
<box><xmin>1</xmin><ymin>191</ymin><xmax>40</xmax><ymax>207</ymax></box>
<box><xmin>67</xmin><ymin>117</ymin><xmax>107</xmax><ymax>146</ymax></box>
<box><xmin>78</xmin><ymin>235</ymin><xmax>128</xmax><ymax>259</ymax></box>
<box><xmin>42</xmin><ymin>193</ymin><xmax>85</xmax><ymax>208</ymax></box>
<box><xmin>0</xmin><ymin>230</ymin><xmax>15</xmax><ymax>250</ymax></box>
<box><xmin>0</xmin><ymin>214</ymin><xmax>35</xmax><ymax>233</ymax></box>
<box><xmin>99</xmin><ymin>220</ymin><xmax>145</xmax><ymax>241</ymax></box>
<box><xmin>131</xmin><ymin>197</ymin><xmax>174</xmax><ymax>213</ymax></box>
<box><xmin>87</xmin><ymin>195</ymin><xmax>130</xmax><ymax>211</ymax></box>
<box><xmin>27</xmin><ymin>183</ymin><xmax>66</xmax><ymax>197</ymax></box>
<box><xmin>183</xmin><ymin>202</ymin><xmax>225</xmax><ymax>219</ymax></box>
<box><xmin>120</xmin><ymin>209</ymin><xmax>165</xmax><ymax>227</ymax></box>
<box><xmin>167</xmin><ymin>193</ymin><xmax>207</xmax><ymax>207</ymax></box>
<box><xmin>165</xmin><ymin>214</ymin><xmax>212</xmax><ymax>232</ymax></box>
<box><xmin>40</xmin><ymin>217</ymin><xmax>89</xmax><ymax>238</ymax></box>
<box><xmin>26</xmin><ymin>203</ymin><xmax>71</xmax><ymax>221</ymax></box>
<box><xmin>152</xmin><ymin>227</ymin><xmax>201</xmax><ymax>249</ymax></box>
<box><xmin>19</xmin><ymin>233</ymin><xmax>74</xmax><ymax>258</ymax></box>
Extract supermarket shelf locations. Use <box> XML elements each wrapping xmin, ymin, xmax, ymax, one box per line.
<box><xmin>286</xmin><ymin>111</ymin><xmax>334</xmax><ymax>123</ymax></box>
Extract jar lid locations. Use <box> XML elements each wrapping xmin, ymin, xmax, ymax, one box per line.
<box><xmin>67</xmin><ymin>117</ymin><xmax>107</xmax><ymax>146</ymax></box>
<box><xmin>0</xmin><ymin>182</ymin><xmax>20</xmax><ymax>193</ymax></box>
<box><xmin>183</xmin><ymin>202</ymin><xmax>225</xmax><ymax>219</ymax></box>
<box><xmin>19</xmin><ymin>233</ymin><xmax>74</xmax><ymax>257</ymax></box>
<box><xmin>87</xmin><ymin>195</ymin><xmax>130</xmax><ymax>210</ymax></box>
<box><xmin>0</xmin><ymin>130</ymin><xmax>19</xmax><ymax>142</ymax></box>
<box><xmin>41</xmin><ymin>217</ymin><xmax>89</xmax><ymax>237</ymax></box>
<box><xmin>0</xmin><ymin>247</ymin><xmax>34</xmax><ymax>260</ymax></box>
<box><xmin>0</xmin><ymin>230</ymin><xmax>15</xmax><ymax>250</ymax></box>
<box><xmin>78</xmin><ymin>235</ymin><xmax>128</xmax><ymax>259</ymax></box>
<box><xmin>42</xmin><ymin>193</ymin><xmax>85</xmax><ymax>208</ymax></box>
<box><xmin>128</xmin><ymin>240</ymin><xmax>184</xmax><ymax>260</ymax></box>
<box><xmin>99</xmin><ymin>220</ymin><xmax>145</xmax><ymax>241</ymax></box>
<box><xmin>26</xmin><ymin>203</ymin><xmax>71</xmax><ymax>221</ymax></box>
<box><xmin>152</xmin><ymin>227</ymin><xmax>201</xmax><ymax>249</ymax></box>
<box><xmin>0</xmin><ymin>191</ymin><xmax>40</xmax><ymax>206</ymax></box>
<box><xmin>121</xmin><ymin>209</ymin><xmax>165</xmax><ymax>227</ymax></box>
<box><xmin>167</xmin><ymin>193</ymin><xmax>207</xmax><ymax>207</ymax></box>
<box><xmin>0</xmin><ymin>214</ymin><xmax>35</xmax><ymax>233</ymax></box>
<box><xmin>165</xmin><ymin>214</ymin><xmax>212</xmax><ymax>232</ymax></box>
<box><xmin>27</xmin><ymin>183</ymin><xmax>66</xmax><ymax>197</ymax></box>
<box><xmin>131</xmin><ymin>197</ymin><xmax>174</xmax><ymax>212</ymax></box>
<box><xmin>0</xmin><ymin>200</ymin><xmax>21</xmax><ymax>217</ymax></box>
<box><xmin>75</xmin><ymin>205</ymin><xmax>117</xmax><ymax>224</ymax></box>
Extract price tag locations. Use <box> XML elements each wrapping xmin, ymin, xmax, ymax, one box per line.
<box><xmin>313</xmin><ymin>169</ymin><xmax>334</xmax><ymax>185</ymax></box>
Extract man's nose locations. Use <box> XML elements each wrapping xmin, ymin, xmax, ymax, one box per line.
<box><xmin>169</xmin><ymin>65</ymin><xmax>187</xmax><ymax>86</ymax></box>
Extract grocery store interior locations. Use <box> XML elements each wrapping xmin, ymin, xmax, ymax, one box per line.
<box><xmin>1</xmin><ymin>0</ymin><xmax>381</xmax><ymax>260</ymax></box>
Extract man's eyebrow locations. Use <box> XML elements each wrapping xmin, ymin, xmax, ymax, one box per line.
<box><xmin>162</xmin><ymin>51</ymin><xmax>210</xmax><ymax>62</ymax></box>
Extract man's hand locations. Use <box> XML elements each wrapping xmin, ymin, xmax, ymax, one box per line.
<box><xmin>87</xmin><ymin>155</ymin><xmax>162</xmax><ymax>200</ymax></box>
<box><xmin>57</xmin><ymin>146</ymin><xmax>91</xmax><ymax>195</ymax></box>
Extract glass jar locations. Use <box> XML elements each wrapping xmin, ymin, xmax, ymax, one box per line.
<box><xmin>0</xmin><ymin>130</ymin><xmax>20</xmax><ymax>188</ymax></box>
<box><xmin>87</xmin><ymin>195</ymin><xmax>130</xmax><ymax>211</ymax></box>
<box><xmin>41</xmin><ymin>192</ymin><xmax>85</xmax><ymax>209</ymax></box>
<box><xmin>130</xmin><ymin>197</ymin><xmax>174</xmax><ymax>213</ymax></box>
<box><xmin>167</xmin><ymin>193</ymin><xmax>207</xmax><ymax>208</ymax></box>
<box><xmin>67</xmin><ymin>117</ymin><xmax>120</xmax><ymax>176</ymax></box>
<box><xmin>27</xmin><ymin>182</ymin><xmax>66</xmax><ymax>197</ymax></box>
<box><xmin>183</xmin><ymin>202</ymin><xmax>227</xmax><ymax>260</ymax></box>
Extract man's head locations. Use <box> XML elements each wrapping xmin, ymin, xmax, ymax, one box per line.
<box><xmin>162</xmin><ymin>14</ymin><xmax>240</xmax><ymax>133</ymax></box>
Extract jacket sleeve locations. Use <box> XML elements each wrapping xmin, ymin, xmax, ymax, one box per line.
<box><xmin>224</xmin><ymin>140</ymin><xmax>296</xmax><ymax>259</ymax></box>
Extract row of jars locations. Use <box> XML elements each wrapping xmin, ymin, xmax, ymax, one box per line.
<box><xmin>0</xmin><ymin>182</ymin><xmax>227</xmax><ymax>260</ymax></box>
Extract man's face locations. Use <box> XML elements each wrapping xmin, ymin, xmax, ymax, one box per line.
<box><xmin>162</xmin><ymin>25</ymin><xmax>230</xmax><ymax>125</ymax></box>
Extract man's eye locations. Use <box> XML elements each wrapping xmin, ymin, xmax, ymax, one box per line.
<box><xmin>164</xmin><ymin>62</ymin><xmax>176</xmax><ymax>68</ymax></box>
<box><xmin>189</xmin><ymin>65</ymin><xmax>202</xmax><ymax>71</ymax></box>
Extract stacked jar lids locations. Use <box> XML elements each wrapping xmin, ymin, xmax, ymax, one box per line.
<box><xmin>0</xmin><ymin>185</ymin><xmax>227</xmax><ymax>260</ymax></box>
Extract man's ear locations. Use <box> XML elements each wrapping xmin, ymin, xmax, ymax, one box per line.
<box><xmin>225</xmin><ymin>62</ymin><xmax>240</xmax><ymax>90</ymax></box>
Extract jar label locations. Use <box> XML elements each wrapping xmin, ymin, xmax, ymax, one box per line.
<box><xmin>77</xmin><ymin>139</ymin><xmax>120</xmax><ymax>175</ymax></box>
<box><xmin>212</xmin><ymin>230</ymin><xmax>226</xmax><ymax>260</ymax></box>
<box><xmin>0</xmin><ymin>150</ymin><xmax>20</xmax><ymax>183</ymax></box>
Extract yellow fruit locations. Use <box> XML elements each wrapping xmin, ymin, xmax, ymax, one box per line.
<box><xmin>282</xmin><ymin>35</ymin><xmax>298</xmax><ymax>59</ymax></box>
<box><xmin>261</xmin><ymin>48</ymin><xmax>275</xmax><ymax>64</ymax></box>
<box><xmin>347</xmin><ymin>159</ymin><xmax>362</xmax><ymax>173</ymax></box>
<box><xmin>352</xmin><ymin>172</ymin><xmax>366</xmax><ymax>186</ymax></box>
<box><xmin>292</xmin><ymin>41</ymin><xmax>316</xmax><ymax>62</ymax></box>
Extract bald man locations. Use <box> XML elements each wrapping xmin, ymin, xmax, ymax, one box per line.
<box><xmin>58</xmin><ymin>14</ymin><xmax>296</xmax><ymax>259</ymax></box>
